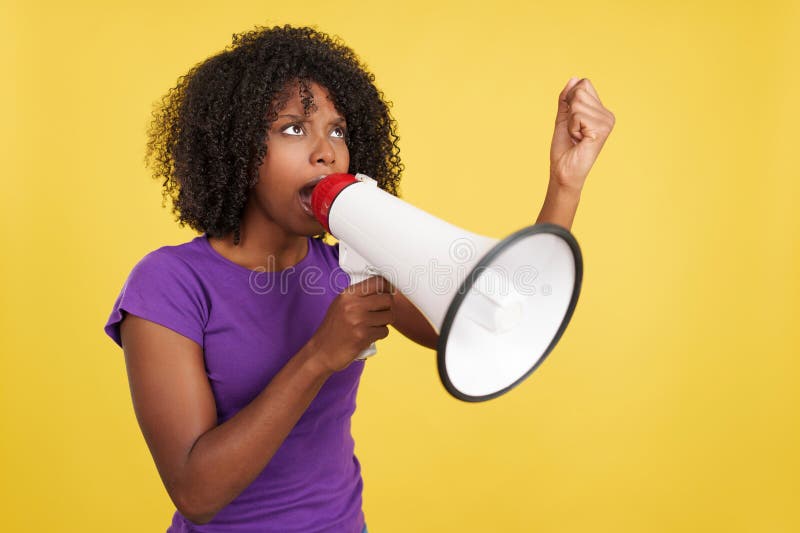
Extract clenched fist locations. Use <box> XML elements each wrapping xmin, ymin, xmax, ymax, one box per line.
<box><xmin>549</xmin><ymin>77</ymin><xmax>615</xmax><ymax>193</ymax></box>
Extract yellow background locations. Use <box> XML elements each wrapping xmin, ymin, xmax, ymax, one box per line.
<box><xmin>2</xmin><ymin>0</ymin><xmax>798</xmax><ymax>531</ymax></box>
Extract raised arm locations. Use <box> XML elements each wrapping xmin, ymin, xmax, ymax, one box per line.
<box><xmin>535</xmin><ymin>182</ymin><xmax>582</xmax><ymax>231</ymax></box>
<box><xmin>393</xmin><ymin>80</ymin><xmax>614</xmax><ymax>347</ymax></box>
<box><xmin>540</xmin><ymin>77</ymin><xmax>615</xmax><ymax>230</ymax></box>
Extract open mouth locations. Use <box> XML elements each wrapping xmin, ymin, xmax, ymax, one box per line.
<box><xmin>298</xmin><ymin>175</ymin><xmax>326</xmax><ymax>216</ymax></box>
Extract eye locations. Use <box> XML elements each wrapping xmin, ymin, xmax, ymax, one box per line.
<box><xmin>281</xmin><ymin>124</ymin><xmax>304</xmax><ymax>136</ymax></box>
<box><xmin>331</xmin><ymin>126</ymin><xmax>346</xmax><ymax>139</ymax></box>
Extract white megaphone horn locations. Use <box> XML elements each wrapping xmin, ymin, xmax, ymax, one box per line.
<box><xmin>310</xmin><ymin>173</ymin><xmax>583</xmax><ymax>402</ymax></box>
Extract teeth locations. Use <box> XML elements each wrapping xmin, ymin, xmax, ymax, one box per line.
<box><xmin>299</xmin><ymin>189</ymin><xmax>313</xmax><ymax>214</ymax></box>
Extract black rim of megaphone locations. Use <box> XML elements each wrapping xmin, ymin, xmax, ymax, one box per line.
<box><xmin>436</xmin><ymin>223</ymin><xmax>583</xmax><ymax>403</ymax></box>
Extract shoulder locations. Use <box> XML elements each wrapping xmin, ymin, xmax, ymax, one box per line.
<box><xmin>127</xmin><ymin>236</ymin><xmax>211</xmax><ymax>287</ymax></box>
<box><xmin>104</xmin><ymin>236</ymin><xmax>209</xmax><ymax>349</ymax></box>
<box><xmin>146</xmin><ymin>235</ymin><xmax>207</xmax><ymax>269</ymax></box>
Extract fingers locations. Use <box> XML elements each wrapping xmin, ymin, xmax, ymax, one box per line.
<box><xmin>364</xmin><ymin>292</ymin><xmax>394</xmax><ymax>311</ymax></box>
<box><xmin>567</xmin><ymin>99</ymin><xmax>611</xmax><ymax>122</ymax></box>
<box><xmin>567</xmin><ymin>107</ymin><xmax>610</xmax><ymax>142</ymax></box>
<box><xmin>557</xmin><ymin>77</ymin><xmax>582</xmax><ymax>116</ymax></box>
<box><xmin>347</xmin><ymin>275</ymin><xmax>393</xmax><ymax>297</ymax></box>
<box><xmin>569</xmin><ymin>78</ymin><xmax>602</xmax><ymax>105</ymax></box>
<box><xmin>568</xmin><ymin>113</ymin><xmax>585</xmax><ymax>142</ymax></box>
<box><xmin>366</xmin><ymin>308</ymin><xmax>395</xmax><ymax>327</ymax></box>
<box><xmin>369</xmin><ymin>325</ymin><xmax>390</xmax><ymax>341</ymax></box>
<box><xmin>563</xmin><ymin>78</ymin><xmax>607</xmax><ymax>114</ymax></box>
<box><xmin>559</xmin><ymin>78</ymin><xmax>614</xmax><ymax>142</ymax></box>
<box><xmin>359</xmin><ymin>325</ymin><xmax>389</xmax><ymax>348</ymax></box>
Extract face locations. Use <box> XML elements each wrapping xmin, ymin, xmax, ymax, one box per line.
<box><xmin>249</xmin><ymin>80</ymin><xmax>350</xmax><ymax>236</ymax></box>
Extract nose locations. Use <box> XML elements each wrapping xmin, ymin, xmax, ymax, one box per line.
<box><xmin>310</xmin><ymin>135</ymin><xmax>335</xmax><ymax>166</ymax></box>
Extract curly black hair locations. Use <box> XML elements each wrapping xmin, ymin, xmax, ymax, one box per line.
<box><xmin>145</xmin><ymin>25</ymin><xmax>403</xmax><ymax>245</ymax></box>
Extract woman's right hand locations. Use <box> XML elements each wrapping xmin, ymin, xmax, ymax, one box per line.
<box><xmin>309</xmin><ymin>275</ymin><xmax>396</xmax><ymax>374</ymax></box>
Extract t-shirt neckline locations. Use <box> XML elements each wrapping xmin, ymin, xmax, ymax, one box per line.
<box><xmin>199</xmin><ymin>233</ymin><xmax>316</xmax><ymax>275</ymax></box>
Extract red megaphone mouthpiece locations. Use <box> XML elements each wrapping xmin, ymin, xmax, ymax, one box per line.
<box><xmin>310</xmin><ymin>173</ymin><xmax>359</xmax><ymax>233</ymax></box>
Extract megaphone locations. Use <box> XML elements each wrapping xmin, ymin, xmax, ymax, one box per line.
<box><xmin>310</xmin><ymin>173</ymin><xmax>582</xmax><ymax>402</ymax></box>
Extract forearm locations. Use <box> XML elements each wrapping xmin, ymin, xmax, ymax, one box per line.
<box><xmin>535</xmin><ymin>180</ymin><xmax>582</xmax><ymax>231</ymax></box>
<box><xmin>175</xmin><ymin>338</ymin><xmax>333</xmax><ymax>524</ymax></box>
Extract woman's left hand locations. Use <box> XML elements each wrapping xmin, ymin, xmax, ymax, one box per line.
<box><xmin>549</xmin><ymin>77</ymin><xmax>615</xmax><ymax>192</ymax></box>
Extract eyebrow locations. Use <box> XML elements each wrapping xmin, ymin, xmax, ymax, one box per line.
<box><xmin>276</xmin><ymin>113</ymin><xmax>346</xmax><ymax>124</ymax></box>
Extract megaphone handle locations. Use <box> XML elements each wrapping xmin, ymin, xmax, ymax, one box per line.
<box><xmin>355</xmin><ymin>342</ymin><xmax>377</xmax><ymax>360</ymax></box>
<box><xmin>339</xmin><ymin>240</ymin><xmax>379</xmax><ymax>361</ymax></box>
<box><xmin>351</xmin><ymin>270</ymin><xmax>378</xmax><ymax>361</ymax></box>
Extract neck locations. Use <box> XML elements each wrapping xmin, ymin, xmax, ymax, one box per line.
<box><xmin>209</xmin><ymin>213</ymin><xmax>310</xmax><ymax>272</ymax></box>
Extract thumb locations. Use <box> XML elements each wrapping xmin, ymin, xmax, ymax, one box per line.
<box><xmin>557</xmin><ymin>77</ymin><xmax>581</xmax><ymax>118</ymax></box>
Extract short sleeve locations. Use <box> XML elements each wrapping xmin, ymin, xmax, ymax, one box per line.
<box><xmin>103</xmin><ymin>250</ymin><xmax>207</xmax><ymax>349</ymax></box>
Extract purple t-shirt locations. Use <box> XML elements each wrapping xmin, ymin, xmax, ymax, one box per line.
<box><xmin>104</xmin><ymin>233</ymin><xmax>366</xmax><ymax>533</ymax></box>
